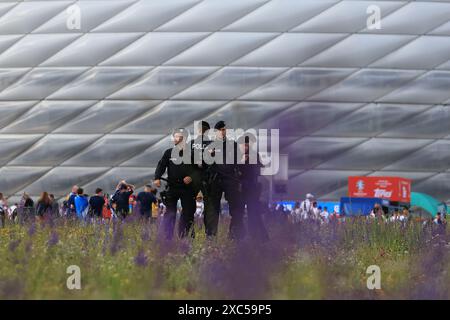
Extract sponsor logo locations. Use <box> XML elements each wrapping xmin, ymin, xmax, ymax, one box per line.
<box><xmin>356</xmin><ymin>180</ymin><xmax>365</xmax><ymax>192</ymax></box>
<box><xmin>373</xmin><ymin>188</ymin><xmax>392</xmax><ymax>198</ymax></box>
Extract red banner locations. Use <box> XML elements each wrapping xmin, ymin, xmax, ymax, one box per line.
<box><xmin>348</xmin><ymin>176</ymin><xmax>411</xmax><ymax>203</ymax></box>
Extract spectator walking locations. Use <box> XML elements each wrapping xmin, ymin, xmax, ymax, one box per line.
<box><xmin>21</xmin><ymin>192</ymin><xmax>35</xmax><ymax>221</ymax></box>
<box><xmin>195</xmin><ymin>195</ymin><xmax>205</xmax><ymax>230</ymax></box>
<box><xmin>312</xmin><ymin>201</ymin><xmax>320</xmax><ymax>220</ymax></box>
<box><xmin>369</xmin><ymin>203</ymin><xmax>383</xmax><ymax>220</ymax></box>
<box><xmin>111</xmin><ymin>180</ymin><xmax>135</xmax><ymax>219</ymax></box>
<box><xmin>22</xmin><ymin>192</ymin><xmax>34</xmax><ymax>208</ymax></box>
<box><xmin>36</xmin><ymin>192</ymin><xmax>51</xmax><ymax>220</ymax></box>
<box><xmin>434</xmin><ymin>212</ymin><xmax>446</xmax><ymax>225</ymax></box>
<box><xmin>9</xmin><ymin>204</ymin><xmax>18</xmax><ymax>223</ymax></box>
<box><xmin>0</xmin><ymin>193</ymin><xmax>7</xmax><ymax>227</ymax></box>
<box><xmin>89</xmin><ymin>188</ymin><xmax>105</xmax><ymax>219</ymax></box>
<box><xmin>49</xmin><ymin>194</ymin><xmax>59</xmax><ymax>217</ymax></box>
<box><xmin>292</xmin><ymin>201</ymin><xmax>301</xmax><ymax>223</ymax></box>
<box><xmin>330</xmin><ymin>210</ymin><xmax>340</xmax><ymax>223</ymax></box>
<box><xmin>400</xmin><ymin>207</ymin><xmax>409</xmax><ymax>222</ymax></box>
<box><xmin>389</xmin><ymin>209</ymin><xmax>400</xmax><ymax>222</ymax></box>
<box><xmin>300</xmin><ymin>194</ymin><xmax>314</xmax><ymax>220</ymax></box>
<box><xmin>136</xmin><ymin>185</ymin><xmax>157</xmax><ymax>221</ymax></box>
<box><xmin>64</xmin><ymin>185</ymin><xmax>78</xmax><ymax>217</ymax></box>
<box><xmin>320</xmin><ymin>206</ymin><xmax>330</xmax><ymax>224</ymax></box>
<box><xmin>129</xmin><ymin>195</ymin><xmax>137</xmax><ymax>215</ymax></box>
<box><xmin>150</xmin><ymin>188</ymin><xmax>159</xmax><ymax>223</ymax></box>
<box><xmin>102</xmin><ymin>194</ymin><xmax>112</xmax><ymax>221</ymax></box>
<box><xmin>74</xmin><ymin>188</ymin><xmax>89</xmax><ymax>219</ymax></box>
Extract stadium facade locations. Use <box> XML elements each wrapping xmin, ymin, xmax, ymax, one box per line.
<box><xmin>0</xmin><ymin>0</ymin><xmax>449</xmax><ymax>202</ymax></box>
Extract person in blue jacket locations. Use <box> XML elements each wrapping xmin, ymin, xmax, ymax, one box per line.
<box><xmin>74</xmin><ymin>187</ymin><xmax>89</xmax><ymax>219</ymax></box>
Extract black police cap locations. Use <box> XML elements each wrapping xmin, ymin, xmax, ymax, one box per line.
<box><xmin>214</xmin><ymin>121</ymin><xmax>226</xmax><ymax>130</ymax></box>
<box><xmin>201</xmin><ymin>121</ymin><xmax>210</xmax><ymax>130</ymax></box>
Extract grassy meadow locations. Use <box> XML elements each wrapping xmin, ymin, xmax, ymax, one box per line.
<box><xmin>0</xmin><ymin>215</ymin><xmax>449</xmax><ymax>300</ymax></box>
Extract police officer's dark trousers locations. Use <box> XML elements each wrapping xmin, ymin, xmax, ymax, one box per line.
<box><xmin>207</xmin><ymin>177</ymin><xmax>245</xmax><ymax>239</ymax></box>
<box><xmin>162</xmin><ymin>185</ymin><xmax>196</xmax><ymax>240</ymax></box>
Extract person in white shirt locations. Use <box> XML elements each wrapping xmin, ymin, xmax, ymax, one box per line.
<box><xmin>312</xmin><ymin>202</ymin><xmax>321</xmax><ymax>220</ymax></box>
<box><xmin>389</xmin><ymin>210</ymin><xmax>400</xmax><ymax>222</ymax></box>
<box><xmin>369</xmin><ymin>203</ymin><xmax>383</xmax><ymax>220</ymax></box>
<box><xmin>195</xmin><ymin>195</ymin><xmax>204</xmax><ymax>229</ymax></box>
<box><xmin>398</xmin><ymin>211</ymin><xmax>406</xmax><ymax>222</ymax></box>
<box><xmin>8</xmin><ymin>204</ymin><xmax>17</xmax><ymax>222</ymax></box>
<box><xmin>401</xmin><ymin>208</ymin><xmax>409</xmax><ymax>222</ymax></box>
<box><xmin>320</xmin><ymin>206</ymin><xmax>330</xmax><ymax>224</ymax></box>
<box><xmin>300</xmin><ymin>193</ymin><xmax>314</xmax><ymax>220</ymax></box>
<box><xmin>292</xmin><ymin>201</ymin><xmax>301</xmax><ymax>223</ymax></box>
<box><xmin>433</xmin><ymin>212</ymin><xmax>446</xmax><ymax>225</ymax></box>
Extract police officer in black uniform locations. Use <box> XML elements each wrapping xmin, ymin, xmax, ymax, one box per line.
<box><xmin>188</xmin><ymin>121</ymin><xmax>214</xmax><ymax>237</ymax></box>
<box><xmin>189</xmin><ymin>121</ymin><xmax>213</xmax><ymax>196</ymax></box>
<box><xmin>237</xmin><ymin>133</ymin><xmax>269</xmax><ymax>242</ymax></box>
<box><xmin>154</xmin><ymin>128</ymin><xmax>196</xmax><ymax>240</ymax></box>
<box><xmin>206</xmin><ymin>121</ymin><xmax>245</xmax><ymax>239</ymax></box>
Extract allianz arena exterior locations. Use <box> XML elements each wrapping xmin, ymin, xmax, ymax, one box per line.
<box><xmin>0</xmin><ymin>0</ymin><xmax>449</xmax><ymax>202</ymax></box>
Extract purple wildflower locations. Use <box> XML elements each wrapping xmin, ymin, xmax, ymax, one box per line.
<box><xmin>178</xmin><ymin>239</ymin><xmax>192</xmax><ymax>255</ymax></box>
<box><xmin>110</xmin><ymin>222</ymin><xmax>124</xmax><ymax>255</ymax></box>
<box><xmin>47</xmin><ymin>231</ymin><xmax>59</xmax><ymax>247</ymax></box>
<box><xmin>27</xmin><ymin>223</ymin><xmax>36</xmax><ymax>237</ymax></box>
<box><xmin>134</xmin><ymin>249</ymin><xmax>148</xmax><ymax>267</ymax></box>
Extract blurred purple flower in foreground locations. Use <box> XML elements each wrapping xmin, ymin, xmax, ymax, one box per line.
<box><xmin>27</xmin><ymin>223</ymin><xmax>36</xmax><ymax>237</ymax></box>
<box><xmin>47</xmin><ymin>231</ymin><xmax>59</xmax><ymax>247</ymax></box>
<box><xmin>134</xmin><ymin>249</ymin><xmax>148</xmax><ymax>267</ymax></box>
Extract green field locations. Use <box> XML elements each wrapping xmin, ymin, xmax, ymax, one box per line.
<box><xmin>0</xmin><ymin>216</ymin><xmax>448</xmax><ymax>299</ymax></box>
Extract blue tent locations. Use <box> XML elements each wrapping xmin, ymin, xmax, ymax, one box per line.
<box><xmin>340</xmin><ymin>197</ymin><xmax>385</xmax><ymax>216</ymax></box>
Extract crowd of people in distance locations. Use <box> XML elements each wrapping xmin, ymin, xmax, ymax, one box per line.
<box><xmin>0</xmin><ymin>181</ymin><xmax>166</xmax><ymax>227</ymax></box>
<box><xmin>0</xmin><ymin>180</ymin><xmax>242</xmax><ymax>232</ymax></box>
<box><xmin>1</xmin><ymin>187</ymin><xmax>447</xmax><ymax>233</ymax></box>
<box><xmin>273</xmin><ymin>193</ymin><xmax>447</xmax><ymax>227</ymax></box>
<box><xmin>271</xmin><ymin>194</ymin><xmax>342</xmax><ymax>225</ymax></box>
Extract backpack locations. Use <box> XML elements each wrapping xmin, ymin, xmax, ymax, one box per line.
<box><xmin>110</xmin><ymin>190</ymin><xmax>120</xmax><ymax>204</ymax></box>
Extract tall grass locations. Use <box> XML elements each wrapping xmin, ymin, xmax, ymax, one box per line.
<box><xmin>0</xmin><ymin>216</ymin><xmax>448</xmax><ymax>299</ymax></box>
